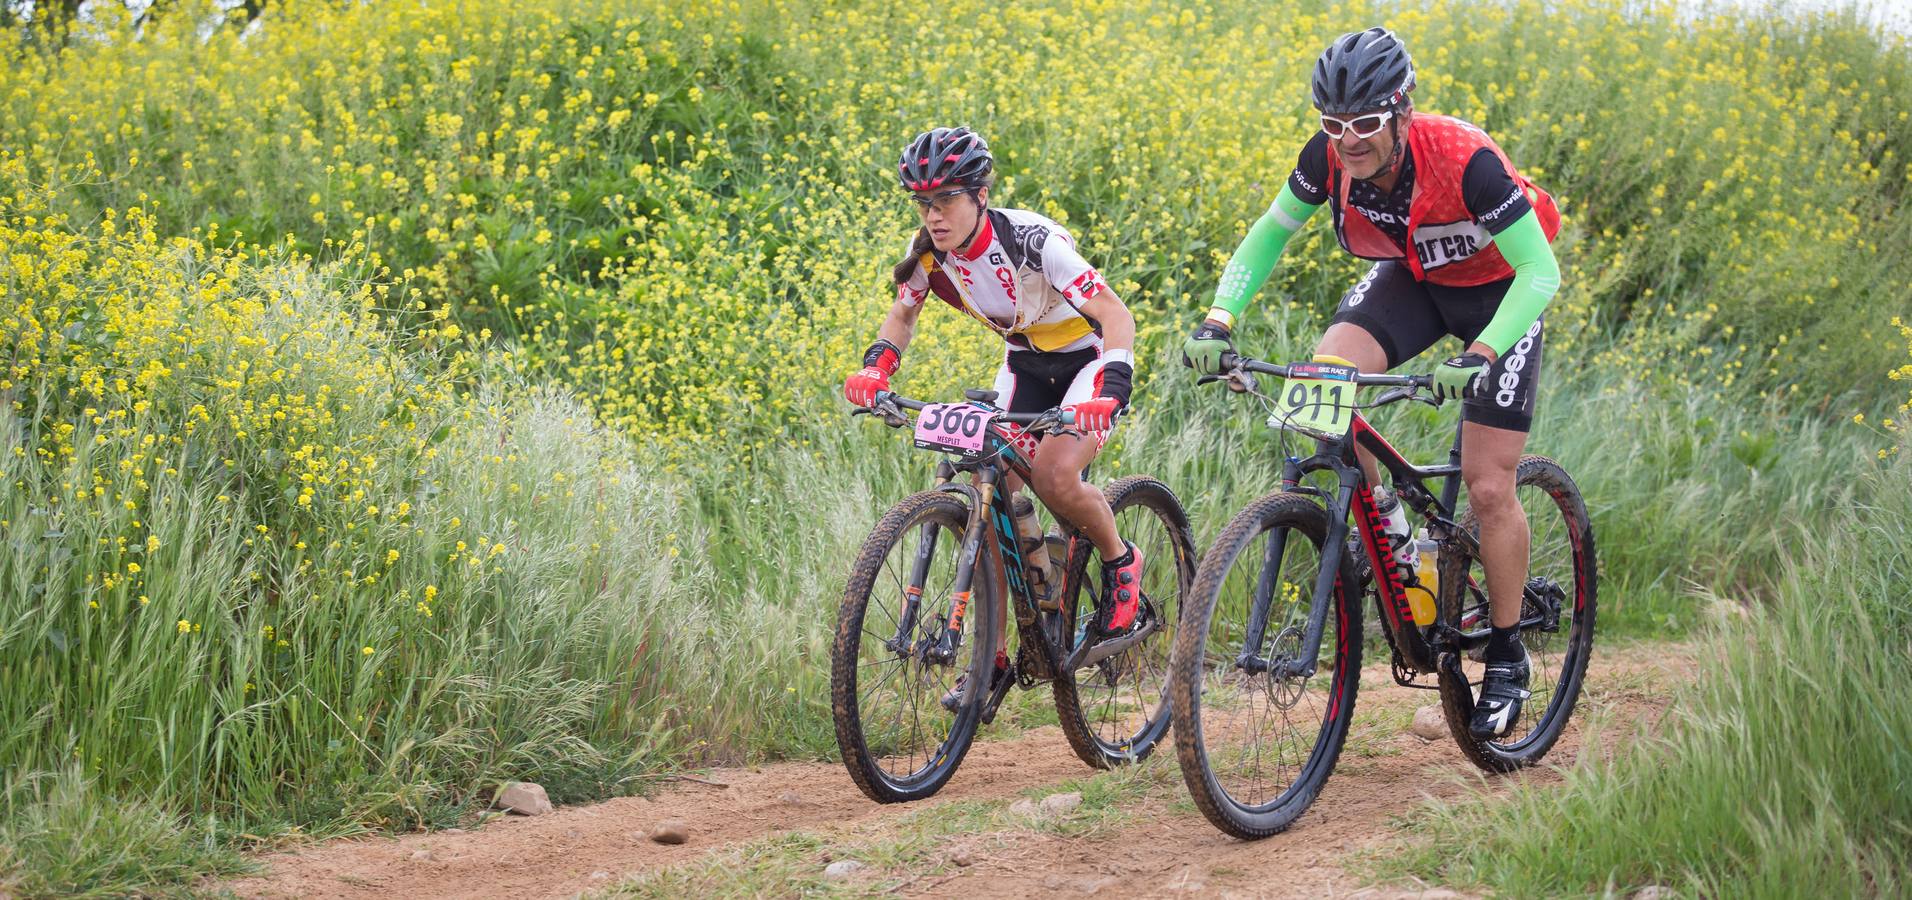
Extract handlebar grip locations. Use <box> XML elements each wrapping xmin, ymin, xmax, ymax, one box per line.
<box><xmin>1058</xmin><ymin>408</ymin><xmax>1077</xmax><ymax>427</ymax></box>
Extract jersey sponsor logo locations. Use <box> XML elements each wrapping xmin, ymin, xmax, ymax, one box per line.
<box><xmin>1495</xmin><ymin>319</ymin><xmax>1542</xmax><ymax>408</ymax></box>
<box><xmin>1291</xmin><ymin>168</ymin><xmax>1321</xmax><ymax>197</ymax></box>
<box><xmin>1066</xmin><ymin>270</ymin><xmax>1105</xmax><ymax>301</ymax></box>
<box><xmin>1343</xmin><ymin>265</ymin><xmax>1381</xmax><ymax>307</ymax></box>
<box><xmin>1483</xmin><ymin>185</ymin><xmax>1525</xmax><ymax>224</ymax></box>
<box><xmin>995</xmin><ymin>265</ymin><xmax>1017</xmax><ymax>301</ymax></box>
<box><xmin>1412</xmin><ymin>220</ymin><xmax>1489</xmax><ymax>269</ymax></box>
<box><xmin>1354</xmin><ymin>204</ymin><xmax>1406</xmax><ymax>227</ymax></box>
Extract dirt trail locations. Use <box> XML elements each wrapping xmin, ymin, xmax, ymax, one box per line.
<box><xmin>218</xmin><ymin>644</ymin><xmax>1690</xmax><ymax>899</ymax></box>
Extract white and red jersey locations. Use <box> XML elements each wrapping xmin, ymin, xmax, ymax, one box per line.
<box><xmin>898</xmin><ymin>207</ymin><xmax>1110</xmax><ymax>353</ymax></box>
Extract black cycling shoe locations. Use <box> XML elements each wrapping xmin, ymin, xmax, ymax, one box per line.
<box><xmin>941</xmin><ymin>656</ymin><xmax>1010</xmax><ymax>713</ymax></box>
<box><xmin>1468</xmin><ymin>645</ymin><xmax>1532</xmax><ymax>739</ymax></box>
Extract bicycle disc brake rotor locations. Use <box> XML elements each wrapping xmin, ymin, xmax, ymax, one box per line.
<box><xmin>1265</xmin><ymin>625</ymin><xmax>1307</xmax><ymax>710</ymax></box>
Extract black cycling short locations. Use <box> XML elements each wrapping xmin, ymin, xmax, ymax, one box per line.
<box><xmin>991</xmin><ymin>345</ymin><xmax>1102</xmax><ymax>414</ymax></box>
<box><xmin>1330</xmin><ymin>261</ymin><xmax>1543</xmax><ymax>433</ymax></box>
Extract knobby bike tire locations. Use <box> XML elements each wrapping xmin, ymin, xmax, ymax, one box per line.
<box><xmin>1438</xmin><ymin>455</ymin><xmax>1598</xmax><ymax>772</ymax></box>
<box><xmin>1052</xmin><ymin>475</ymin><xmax>1197</xmax><ymax>769</ymax></box>
<box><xmin>832</xmin><ymin>490</ymin><xmax>1000</xmax><ymax>803</ymax></box>
<box><xmin>1169</xmin><ymin>491</ymin><xmax>1363</xmax><ymax>839</ymax></box>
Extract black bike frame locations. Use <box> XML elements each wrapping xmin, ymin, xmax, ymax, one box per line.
<box><xmin>1259</xmin><ymin>412</ymin><xmax>1474</xmax><ymax>676</ymax></box>
<box><xmin>876</xmin><ymin>394</ymin><xmax>1074</xmax><ymax>694</ymax></box>
<box><xmin>1249</xmin><ymin>395</ymin><xmax>1565</xmax><ymax>687</ymax></box>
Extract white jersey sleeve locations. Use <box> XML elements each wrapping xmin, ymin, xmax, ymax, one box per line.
<box><xmin>1040</xmin><ymin>230</ymin><xmax>1109</xmax><ymax>308</ymax></box>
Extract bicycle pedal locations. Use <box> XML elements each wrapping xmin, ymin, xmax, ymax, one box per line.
<box><xmin>1064</xmin><ymin>607</ymin><xmax>1160</xmax><ymax>671</ymax></box>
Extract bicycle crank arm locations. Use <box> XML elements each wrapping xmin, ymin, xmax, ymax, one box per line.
<box><xmin>979</xmin><ymin>663</ymin><xmax>1020</xmax><ymax>725</ymax></box>
<box><xmin>1437</xmin><ymin>651</ymin><xmax>1475</xmax><ymax>716</ymax></box>
<box><xmin>1062</xmin><ymin>610</ymin><xmax>1163</xmax><ymax>671</ymax></box>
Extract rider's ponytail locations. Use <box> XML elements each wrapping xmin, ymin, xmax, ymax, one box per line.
<box><xmin>893</xmin><ymin>227</ymin><xmax>936</xmax><ymax>285</ymax></box>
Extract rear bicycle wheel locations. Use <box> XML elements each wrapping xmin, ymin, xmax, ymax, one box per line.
<box><xmin>832</xmin><ymin>490</ymin><xmax>1000</xmax><ymax>803</ymax></box>
<box><xmin>1170</xmin><ymin>491</ymin><xmax>1362</xmax><ymax>839</ymax></box>
<box><xmin>1438</xmin><ymin>455</ymin><xmax>1598</xmax><ymax>771</ymax></box>
<box><xmin>1052</xmin><ymin>475</ymin><xmax>1196</xmax><ymax>768</ymax></box>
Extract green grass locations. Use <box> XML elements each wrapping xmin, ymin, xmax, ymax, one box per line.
<box><xmin>0</xmin><ymin>0</ymin><xmax>1908</xmax><ymax>894</ymax></box>
<box><xmin>0</xmin><ymin>769</ymin><xmax>253</xmax><ymax>899</ymax></box>
<box><xmin>1376</xmin><ymin>453</ymin><xmax>1912</xmax><ymax>897</ymax></box>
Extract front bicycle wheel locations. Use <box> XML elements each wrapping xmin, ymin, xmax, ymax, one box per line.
<box><xmin>1438</xmin><ymin>455</ymin><xmax>1598</xmax><ymax>772</ymax></box>
<box><xmin>1170</xmin><ymin>491</ymin><xmax>1363</xmax><ymax>839</ymax></box>
<box><xmin>1052</xmin><ymin>475</ymin><xmax>1196</xmax><ymax>769</ymax></box>
<box><xmin>832</xmin><ymin>490</ymin><xmax>1000</xmax><ymax>803</ymax></box>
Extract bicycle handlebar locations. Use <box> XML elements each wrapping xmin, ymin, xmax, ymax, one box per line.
<box><xmin>1219</xmin><ymin>351</ymin><xmax>1432</xmax><ymax>389</ymax></box>
<box><xmin>855</xmin><ymin>391</ymin><xmax>1079</xmax><ymax>428</ymax></box>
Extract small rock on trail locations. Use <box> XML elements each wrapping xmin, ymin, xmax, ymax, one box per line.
<box><xmin>649</xmin><ymin>819</ymin><xmax>690</xmax><ymax>845</ymax></box>
<box><xmin>1039</xmin><ymin>791</ymin><xmax>1083</xmax><ymax>815</ymax></box>
<box><xmin>823</xmin><ymin>859</ymin><xmax>866</xmax><ymax>880</ymax></box>
<box><xmin>1410</xmin><ymin>704</ymin><xmax>1447</xmax><ymax>741</ymax></box>
<box><xmin>494</xmin><ymin>782</ymin><xmax>553</xmax><ymax>816</ymax></box>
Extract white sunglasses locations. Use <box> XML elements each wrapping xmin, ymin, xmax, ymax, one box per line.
<box><xmin>1320</xmin><ymin>109</ymin><xmax>1393</xmax><ymax>140</ymax></box>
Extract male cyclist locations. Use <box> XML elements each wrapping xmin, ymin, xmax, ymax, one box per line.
<box><xmin>845</xmin><ymin>127</ymin><xmax>1149</xmax><ymax>704</ymax></box>
<box><xmin>1183</xmin><ymin>28</ymin><xmax>1563</xmax><ymax>739</ymax></box>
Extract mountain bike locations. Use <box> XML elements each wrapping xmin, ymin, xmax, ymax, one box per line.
<box><xmin>832</xmin><ymin>389</ymin><xmax>1195</xmax><ymax>803</ymax></box>
<box><xmin>1168</xmin><ymin>353</ymin><xmax>1596</xmax><ymax>838</ymax></box>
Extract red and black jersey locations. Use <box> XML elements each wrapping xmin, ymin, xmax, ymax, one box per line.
<box><xmin>1286</xmin><ymin>114</ymin><xmax>1560</xmax><ymax>286</ymax></box>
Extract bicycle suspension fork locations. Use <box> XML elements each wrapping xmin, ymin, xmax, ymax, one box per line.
<box><xmin>1238</xmin><ymin>458</ymin><xmax>1358</xmax><ymax>679</ymax></box>
<box><xmin>915</xmin><ymin>469</ymin><xmax>997</xmax><ymax>665</ymax></box>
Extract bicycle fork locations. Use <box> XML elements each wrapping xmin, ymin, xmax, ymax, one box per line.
<box><xmin>1240</xmin><ymin>465</ymin><xmax>1360</xmax><ymax>681</ymax></box>
<box><xmin>904</xmin><ymin>480</ymin><xmax>996</xmax><ymax>666</ymax></box>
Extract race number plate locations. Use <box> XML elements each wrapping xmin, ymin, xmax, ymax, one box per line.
<box><xmin>913</xmin><ymin>403</ymin><xmax>990</xmax><ymax>456</ymax></box>
<box><xmin>1270</xmin><ymin>362</ymin><xmax>1358</xmax><ymax>439</ymax></box>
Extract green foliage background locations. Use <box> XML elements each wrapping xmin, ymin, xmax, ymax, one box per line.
<box><xmin>0</xmin><ymin>0</ymin><xmax>1908</xmax><ymax>894</ymax></box>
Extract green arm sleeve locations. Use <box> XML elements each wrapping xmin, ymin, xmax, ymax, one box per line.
<box><xmin>1209</xmin><ymin>183</ymin><xmax>1321</xmax><ymax>323</ymax></box>
<box><xmin>1475</xmin><ymin>209</ymin><xmax>1562</xmax><ymax>355</ymax></box>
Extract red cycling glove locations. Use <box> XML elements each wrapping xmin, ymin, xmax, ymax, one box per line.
<box><xmin>844</xmin><ymin>340</ymin><xmax>902</xmax><ymax>407</ymax></box>
<box><xmin>1065</xmin><ymin>358</ymin><xmax>1134</xmax><ymax>432</ymax></box>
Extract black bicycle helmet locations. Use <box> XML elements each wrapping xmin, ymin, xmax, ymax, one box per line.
<box><xmin>897</xmin><ymin>127</ymin><xmax>993</xmax><ymax>192</ymax></box>
<box><xmin>1311</xmin><ymin>27</ymin><xmax>1416</xmax><ymax>114</ymax></box>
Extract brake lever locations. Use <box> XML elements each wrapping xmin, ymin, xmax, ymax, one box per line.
<box><xmin>1196</xmin><ymin>370</ymin><xmax>1257</xmax><ymax>393</ymax></box>
<box><xmin>1373</xmin><ymin>386</ymin><xmax>1419</xmax><ymax>407</ymax></box>
<box><xmin>863</xmin><ymin>397</ymin><xmax>909</xmax><ymax>428</ymax></box>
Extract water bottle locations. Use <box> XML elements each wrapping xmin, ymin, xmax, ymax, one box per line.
<box><xmin>1403</xmin><ymin>531</ymin><xmax>1440</xmax><ymax>626</ymax></box>
<box><xmin>1373</xmin><ymin>485</ymin><xmax>1416</xmax><ymax>574</ymax></box>
<box><xmin>1012</xmin><ymin>494</ymin><xmax>1054</xmax><ymax>605</ymax></box>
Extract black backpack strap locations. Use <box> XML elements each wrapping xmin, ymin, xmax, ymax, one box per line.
<box><xmin>987</xmin><ymin>208</ymin><xmax>1031</xmax><ymax>271</ymax></box>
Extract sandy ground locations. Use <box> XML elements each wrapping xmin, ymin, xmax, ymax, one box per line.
<box><xmin>215</xmin><ymin>642</ymin><xmax>1690</xmax><ymax>899</ymax></box>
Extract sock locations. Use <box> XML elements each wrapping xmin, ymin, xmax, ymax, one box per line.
<box><xmin>1101</xmin><ymin>543</ymin><xmax>1134</xmax><ymax>570</ymax></box>
<box><xmin>1485</xmin><ymin>625</ymin><xmax>1524</xmax><ymax>663</ymax></box>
